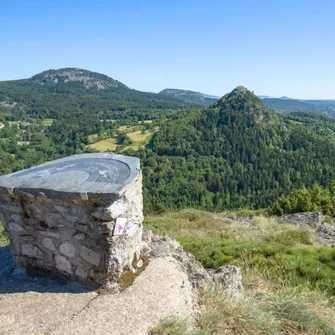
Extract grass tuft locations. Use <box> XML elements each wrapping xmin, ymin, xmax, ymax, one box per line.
<box><xmin>150</xmin><ymin>285</ymin><xmax>335</xmax><ymax>335</ymax></box>
<box><xmin>149</xmin><ymin>316</ymin><xmax>188</xmax><ymax>335</ymax></box>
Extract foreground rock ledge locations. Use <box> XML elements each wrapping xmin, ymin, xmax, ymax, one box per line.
<box><xmin>0</xmin><ymin>153</ymin><xmax>143</xmax><ymax>287</ymax></box>
<box><xmin>0</xmin><ymin>232</ymin><xmax>243</xmax><ymax>335</ymax></box>
<box><xmin>0</xmin><ymin>256</ymin><xmax>195</xmax><ymax>335</ymax></box>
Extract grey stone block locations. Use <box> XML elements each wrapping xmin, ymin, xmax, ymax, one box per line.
<box><xmin>0</xmin><ymin>153</ymin><xmax>143</xmax><ymax>288</ymax></box>
<box><xmin>21</xmin><ymin>244</ymin><xmax>43</xmax><ymax>260</ymax></box>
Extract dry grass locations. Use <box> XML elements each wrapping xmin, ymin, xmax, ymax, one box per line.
<box><xmin>88</xmin><ymin>133</ymin><xmax>99</xmax><ymax>142</ymax></box>
<box><xmin>149</xmin><ymin>317</ymin><xmax>188</xmax><ymax>335</ymax></box>
<box><xmin>150</xmin><ymin>282</ymin><xmax>335</xmax><ymax>335</ymax></box>
<box><xmin>127</xmin><ymin>130</ymin><xmax>155</xmax><ymax>146</ymax></box>
<box><xmin>87</xmin><ymin>137</ymin><xmax>118</xmax><ymax>151</ymax></box>
<box><xmin>147</xmin><ymin>209</ymin><xmax>335</xmax><ymax>334</ymax></box>
<box><xmin>118</xmin><ymin>125</ymin><xmax>137</xmax><ymax>132</ymax></box>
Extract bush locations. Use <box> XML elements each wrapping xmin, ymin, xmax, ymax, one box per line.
<box><xmin>269</xmin><ymin>182</ymin><xmax>335</xmax><ymax>217</ymax></box>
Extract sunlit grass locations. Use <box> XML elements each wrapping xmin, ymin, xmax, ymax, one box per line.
<box><xmin>148</xmin><ymin>209</ymin><xmax>335</xmax><ymax>334</ymax></box>
<box><xmin>86</xmin><ymin>126</ymin><xmax>158</xmax><ymax>152</ymax></box>
<box><xmin>0</xmin><ymin>223</ymin><xmax>8</xmax><ymax>247</ymax></box>
<box><xmin>87</xmin><ymin>137</ymin><xmax>118</xmax><ymax>151</ymax></box>
<box><xmin>144</xmin><ymin>209</ymin><xmax>335</xmax><ymax>295</ymax></box>
<box><xmin>42</xmin><ymin>118</ymin><xmax>55</xmax><ymax>126</ymax></box>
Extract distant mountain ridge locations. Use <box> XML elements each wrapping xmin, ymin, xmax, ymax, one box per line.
<box><xmin>262</xmin><ymin>98</ymin><xmax>335</xmax><ymax>118</ymax></box>
<box><xmin>198</xmin><ymin>92</ymin><xmax>220</xmax><ymax>99</ymax></box>
<box><xmin>158</xmin><ymin>88</ymin><xmax>335</xmax><ymax>117</ymax></box>
<box><xmin>1</xmin><ymin>68</ymin><xmax>335</xmax><ymax>120</ymax></box>
<box><xmin>0</xmin><ymin>68</ymin><xmax>199</xmax><ymax>120</ymax></box>
<box><xmin>31</xmin><ymin>68</ymin><xmax>127</xmax><ymax>90</ymax></box>
<box><xmin>159</xmin><ymin>88</ymin><xmax>218</xmax><ymax>106</ymax></box>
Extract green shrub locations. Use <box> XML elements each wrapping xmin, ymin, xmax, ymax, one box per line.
<box><xmin>269</xmin><ymin>182</ymin><xmax>335</xmax><ymax>217</ymax></box>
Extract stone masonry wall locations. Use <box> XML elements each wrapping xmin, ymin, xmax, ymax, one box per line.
<box><xmin>0</xmin><ymin>173</ymin><xmax>143</xmax><ymax>288</ymax></box>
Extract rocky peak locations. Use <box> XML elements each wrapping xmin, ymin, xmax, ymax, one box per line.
<box><xmin>31</xmin><ymin>68</ymin><xmax>128</xmax><ymax>90</ymax></box>
<box><xmin>228</xmin><ymin>85</ymin><xmax>249</xmax><ymax>97</ymax></box>
<box><xmin>214</xmin><ymin>86</ymin><xmax>278</xmax><ymax>124</ymax></box>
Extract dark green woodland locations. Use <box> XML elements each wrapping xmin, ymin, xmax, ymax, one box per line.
<box><xmin>1</xmin><ymin>69</ymin><xmax>335</xmax><ymax>215</ymax></box>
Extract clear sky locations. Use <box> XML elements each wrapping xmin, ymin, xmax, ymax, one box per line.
<box><xmin>1</xmin><ymin>0</ymin><xmax>334</xmax><ymax>99</ymax></box>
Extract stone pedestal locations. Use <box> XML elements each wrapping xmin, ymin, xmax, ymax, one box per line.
<box><xmin>0</xmin><ymin>153</ymin><xmax>143</xmax><ymax>288</ymax></box>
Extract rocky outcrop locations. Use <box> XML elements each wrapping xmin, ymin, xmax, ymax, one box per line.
<box><xmin>276</xmin><ymin>212</ymin><xmax>324</xmax><ymax>228</ymax></box>
<box><xmin>276</xmin><ymin>212</ymin><xmax>335</xmax><ymax>247</ymax></box>
<box><xmin>0</xmin><ymin>227</ymin><xmax>244</xmax><ymax>334</ymax></box>
<box><xmin>213</xmin><ymin>265</ymin><xmax>243</xmax><ymax>298</ymax></box>
<box><xmin>32</xmin><ymin>68</ymin><xmax>127</xmax><ymax>90</ymax></box>
<box><xmin>0</xmin><ymin>255</ymin><xmax>195</xmax><ymax>335</ymax></box>
<box><xmin>141</xmin><ymin>231</ymin><xmax>245</xmax><ymax>297</ymax></box>
<box><xmin>315</xmin><ymin>224</ymin><xmax>335</xmax><ymax>247</ymax></box>
<box><xmin>142</xmin><ymin>231</ymin><xmax>212</xmax><ymax>289</ymax></box>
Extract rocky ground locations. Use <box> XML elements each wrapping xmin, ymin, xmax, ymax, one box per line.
<box><xmin>0</xmin><ymin>230</ymin><xmax>242</xmax><ymax>335</ymax></box>
<box><xmin>0</xmin><ymin>251</ymin><xmax>195</xmax><ymax>335</ymax></box>
<box><xmin>0</xmin><ymin>233</ymin><xmax>218</xmax><ymax>335</ymax></box>
<box><xmin>3</xmin><ymin>211</ymin><xmax>331</xmax><ymax>335</ymax></box>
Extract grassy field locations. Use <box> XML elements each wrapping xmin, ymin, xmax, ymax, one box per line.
<box><xmin>146</xmin><ymin>209</ymin><xmax>335</xmax><ymax>334</ymax></box>
<box><xmin>42</xmin><ymin>118</ymin><xmax>55</xmax><ymax>126</ymax></box>
<box><xmin>87</xmin><ymin>126</ymin><xmax>158</xmax><ymax>152</ymax></box>
<box><xmin>88</xmin><ymin>133</ymin><xmax>99</xmax><ymax>142</ymax></box>
<box><xmin>127</xmin><ymin>130</ymin><xmax>156</xmax><ymax>146</ymax></box>
<box><xmin>87</xmin><ymin>137</ymin><xmax>118</xmax><ymax>151</ymax></box>
<box><xmin>118</xmin><ymin>125</ymin><xmax>137</xmax><ymax>132</ymax></box>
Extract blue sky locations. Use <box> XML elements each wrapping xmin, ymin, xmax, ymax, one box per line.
<box><xmin>1</xmin><ymin>0</ymin><xmax>334</xmax><ymax>98</ymax></box>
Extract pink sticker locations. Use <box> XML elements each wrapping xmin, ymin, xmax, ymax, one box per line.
<box><xmin>114</xmin><ymin>218</ymin><xmax>127</xmax><ymax>236</ymax></box>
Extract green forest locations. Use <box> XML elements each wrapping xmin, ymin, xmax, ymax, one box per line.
<box><xmin>1</xmin><ymin>70</ymin><xmax>335</xmax><ymax>216</ymax></box>
<box><xmin>134</xmin><ymin>87</ymin><xmax>335</xmax><ymax>213</ymax></box>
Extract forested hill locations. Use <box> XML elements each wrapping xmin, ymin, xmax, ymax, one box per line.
<box><xmin>137</xmin><ymin>86</ymin><xmax>335</xmax><ymax>212</ymax></box>
<box><xmin>0</xmin><ymin>68</ymin><xmax>197</xmax><ymax>121</ymax></box>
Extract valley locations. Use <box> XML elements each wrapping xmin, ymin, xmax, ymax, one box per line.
<box><xmin>1</xmin><ymin>70</ymin><xmax>335</xmax><ymax>214</ymax></box>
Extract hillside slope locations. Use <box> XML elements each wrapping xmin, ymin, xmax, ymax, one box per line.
<box><xmin>137</xmin><ymin>86</ymin><xmax>335</xmax><ymax>212</ymax></box>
